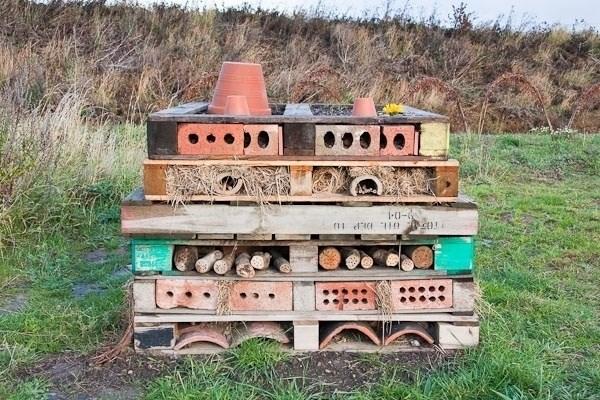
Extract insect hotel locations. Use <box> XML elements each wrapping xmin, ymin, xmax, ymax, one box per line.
<box><xmin>122</xmin><ymin>62</ymin><xmax>480</xmax><ymax>353</ymax></box>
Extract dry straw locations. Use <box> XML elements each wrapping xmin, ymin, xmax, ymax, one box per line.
<box><xmin>348</xmin><ymin>166</ymin><xmax>432</xmax><ymax>197</ymax></box>
<box><xmin>312</xmin><ymin>167</ymin><xmax>349</xmax><ymax>193</ymax></box>
<box><xmin>165</xmin><ymin>165</ymin><xmax>290</xmax><ymax>205</ymax></box>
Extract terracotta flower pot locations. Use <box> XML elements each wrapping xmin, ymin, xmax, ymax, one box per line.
<box><xmin>224</xmin><ymin>95</ymin><xmax>250</xmax><ymax>116</ymax></box>
<box><xmin>352</xmin><ymin>97</ymin><xmax>377</xmax><ymax>117</ymax></box>
<box><xmin>208</xmin><ymin>62</ymin><xmax>271</xmax><ymax>116</ymax></box>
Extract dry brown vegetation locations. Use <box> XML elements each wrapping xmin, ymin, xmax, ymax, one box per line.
<box><xmin>0</xmin><ymin>0</ymin><xmax>599</xmax><ymax>133</ymax></box>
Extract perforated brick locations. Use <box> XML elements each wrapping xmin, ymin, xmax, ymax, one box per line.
<box><xmin>315</xmin><ymin>125</ymin><xmax>380</xmax><ymax>156</ymax></box>
<box><xmin>177</xmin><ymin>123</ymin><xmax>243</xmax><ymax>155</ymax></box>
<box><xmin>229</xmin><ymin>281</ymin><xmax>293</xmax><ymax>311</ymax></box>
<box><xmin>380</xmin><ymin>125</ymin><xmax>416</xmax><ymax>156</ymax></box>
<box><xmin>390</xmin><ymin>279</ymin><xmax>452</xmax><ymax>310</ymax></box>
<box><xmin>243</xmin><ymin>124</ymin><xmax>280</xmax><ymax>155</ymax></box>
<box><xmin>155</xmin><ymin>279</ymin><xmax>218</xmax><ymax>310</ymax></box>
<box><xmin>315</xmin><ymin>282</ymin><xmax>377</xmax><ymax>311</ymax></box>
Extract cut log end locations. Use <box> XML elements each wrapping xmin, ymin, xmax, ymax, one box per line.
<box><xmin>400</xmin><ymin>254</ymin><xmax>415</xmax><ymax>272</ymax></box>
<box><xmin>405</xmin><ymin>246</ymin><xmax>434</xmax><ymax>269</ymax></box>
<box><xmin>358</xmin><ymin>250</ymin><xmax>374</xmax><ymax>269</ymax></box>
<box><xmin>319</xmin><ymin>247</ymin><xmax>342</xmax><ymax>270</ymax></box>
<box><xmin>195</xmin><ymin>249</ymin><xmax>223</xmax><ymax>273</ymax></box>
<box><xmin>341</xmin><ymin>247</ymin><xmax>361</xmax><ymax>270</ymax></box>
<box><xmin>235</xmin><ymin>253</ymin><xmax>255</xmax><ymax>278</ymax></box>
<box><xmin>214</xmin><ymin>252</ymin><xmax>235</xmax><ymax>275</ymax></box>
<box><xmin>250</xmin><ymin>251</ymin><xmax>272</xmax><ymax>271</ymax></box>
<box><xmin>173</xmin><ymin>246</ymin><xmax>199</xmax><ymax>271</ymax></box>
<box><xmin>271</xmin><ymin>250</ymin><xmax>292</xmax><ymax>274</ymax></box>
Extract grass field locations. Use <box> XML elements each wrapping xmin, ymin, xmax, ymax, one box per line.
<box><xmin>0</xmin><ymin>131</ymin><xmax>599</xmax><ymax>399</ymax></box>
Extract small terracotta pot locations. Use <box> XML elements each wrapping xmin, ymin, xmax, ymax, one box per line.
<box><xmin>224</xmin><ymin>95</ymin><xmax>250</xmax><ymax>116</ymax></box>
<box><xmin>352</xmin><ymin>97</ymin><xmax>377</xmax><ymax>117</ymax></box>
<box><xmin>208</xmin><ymin>62</ymin><xmax>271</xmax><ymax>115</ymax></box>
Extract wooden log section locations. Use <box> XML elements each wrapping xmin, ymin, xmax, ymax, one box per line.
<box><xmin>195</xmin><ymin>250</ymin><xmax>223</xmax><ymax>273</ymax></box>
<box><xmin>341</xmin><ymin>247</ymin><xmax>361</xmax><ymax>270</ymax></box>
<box><xmin>400</xmin><ymin>254</ymin><xmax>415</xmax><ymax>272</ymax></box>
<box><xmin>271</xmin><ymin>250</ymin><xmax>292</xmax><ymax>273</ymax></box>
<box><xmin>250</xmin><ymin>251</ymin><xmax>272</xmax><ymax>271</ymax></box>
<box><xmin>358</xmin><ymin>250</ymin><xmax>374</xmax><ymax>269</ymax></box>
<box><xmin>213</xmin><ymin>251</ymin><xmax>235</xmax><ymax>275</ymax></box>
<box><xmin>235</xmin><ymin>252</ymin><xmax>255</xmax><ymax>278</ymax></box>
<box><xmin>173</xmin><ymin>246</ymin><xmax>198</xmax><ymax>272</ymax></box>
<box><xmin>349</xmin><ymin>175</ymin><xmax>383</xmax><ymax>196</ymax></box>
<box><xmin>404</xmin><ymin>245</ymin><xmax>434</xmax><ymax>269</ymax></box>
<box><xmin>319</xmin><ymin>247</ymin><xmax>342</xmax><ymax>270</ymax></box>
<box><xmin>370</xmin><ymin>249</ymin><xmax>400</xmax><ymax>267</ymax></box>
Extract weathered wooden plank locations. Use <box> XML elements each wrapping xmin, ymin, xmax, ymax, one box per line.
<box><xmin>134</xmin><ymin>311</ymin><xmax>478</xmax><ymax>323</ymax></box>
<box><xmin>135</xmin><ymin>268</ymin><xmax>463</xmax><ymax>281</ymax></box>
<box><xmin>289</xmin><ymin>244</ymin><xmax>318</xmax><ymax>273</ymax></box>
<box><xmin>437</xmin><ymin>322</ymin><xmax>480</xmax><ymax>348</ymax></box>
<box><xmin>122</xmin><ymin>202</ymin><xmax>478</xmax><ymax>236</ymax></box>
<box><xmin>144</xmin><ymin>158</ymin><xmax>458</xmax><ymax>167</ymax></box>
<box><xmin>289</xmin><ymin>165</ymin><xmax>313</xmax><ymax>195</ymax></box>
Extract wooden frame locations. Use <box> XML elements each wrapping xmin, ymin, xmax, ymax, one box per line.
<box><xmin>142</xmin><ymin>158</ymin><xmax>459</xmax><ymax>202</ymax></box>
<box><xmin>146</xmin><ymin>102</ymin><xmax>450</xmax><ymax>159</ymax></box>
<box><xmin>121</xmin><ymin>190</ymin><xmax>478</xmax><ymax>236</ymax></box>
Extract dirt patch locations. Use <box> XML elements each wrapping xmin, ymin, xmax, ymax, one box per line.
<box><xmin>72</xmin><ymin>283</ymin><xmax>106</xmax><ymax>299</ymax></box>
<box><xmin>19</xmin><ymin>349</ymin><xmax>453</xmax><ymax>398</ymax></box>
<box><xmin>0</xmin><ymin>293</ymin><xmax>28</xmax><ymax>315</ymax></box>
<box><xmin>85</xmin><ymin>247</ymin><xmax>127</xmax><ymax>265</ymax></box>
<box><xmin>271</xmin><ymin>350</ymin><xmax>452</xmax><ymax>393</ymax></box>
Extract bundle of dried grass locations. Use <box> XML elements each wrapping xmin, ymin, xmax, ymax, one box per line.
<box><xmin>165</xmin><ymin>165</ymin><xmax>291</xmax><ymax>205</ymax></box>
<box><xmin>348</xmin><ymin>166</ymin><xmax>432</xmax><ymax>197</ymax></box>
<box><xmin>216</xmin><ymin>280</ymin><xmax>234</xmax><ymax>315</ymax></box>
<box><xmin>312</xmin><ymin>167</ymin><xmax>349</xmax><ymax>193</ymax></box>
<box><xmin>375</xmin><ymin>280</ymin><xmax>393</xmax><ymax>322</ymax></box>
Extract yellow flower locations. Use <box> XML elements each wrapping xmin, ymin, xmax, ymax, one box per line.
<box><xmin>383</xmin><ymin>103</ymin><xmax>404</xmax><ymax>116</ymax></box>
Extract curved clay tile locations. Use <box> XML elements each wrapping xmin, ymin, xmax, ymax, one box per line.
<box><xmin>382</xmin><ymin>322</ymin><xmax>434</xmax><ymax>346</ymax></box>
<box><xmin>319</xmin><ymin>322</ymin><xmax>381</xmax><ymax>349</ymax></box>
<box><xmin>174</xmin><ymin>325</ymin><xmax>230</xmax><ymax>350</ymax></box>
<box><xmin>230</xmin><ymin>321</ymin><xmax>290</xmax><ymax>347</ymax></box>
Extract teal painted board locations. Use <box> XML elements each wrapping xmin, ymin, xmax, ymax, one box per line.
<box><xmin>132</xmin><ymin>240</ymin><xmax>174</xmax><ymax>273</ymax></box>
<box><xmin>434</xmin><ymin>237</ymin><xmax>474</xmax><ymax>274</ymax></box>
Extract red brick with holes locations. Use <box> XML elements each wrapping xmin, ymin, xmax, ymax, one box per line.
<box><xmin>390</xmin><ymin>279</ymin><xmax>453</xmax><ymax>310</ymax></box>
<box><xmin>228</xmin><ymin>281</ymin><xmax>293</xmax><ymax>311</ymax></box>
<box><xmin>155</xmin><ymin>279</ymin><xmax>218</xmax><ymax>310</ymax></box>
<box><xmin>177</xmin><ymin>123</ymin><xmax>244</xmax><ymax>155</ymax></box>
<box><xmin>381</xmin><ymin>125</ymin><xmax>416</xmax><ymax>156</ymax></box>
<box><xmin>315</xmin><ymin>282</ymin><xmax>377</xmax><ymax>311</ymax></box>
<box><xmin>243</xmin><ymin>124</ymin><xmax>280</xmax><ymax>155</ymax></box>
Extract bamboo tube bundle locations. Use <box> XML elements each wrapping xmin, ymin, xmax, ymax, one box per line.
<box><xmin>235</xmin><ymin>252</ymin><xmax>255</xmax><ymax>278</ymax></box>
<box><xmin>400</xmin><ymin>254</ymin><xmax>415</xmax><ymax>271</ymax></box>
<box><xmin>271</xmin><ymin>250</ymin><xmax>292</xmax><ymax>273</ymax></box>
<box><xmin>319</xmin><ymin>247</ymin><xmax>341</xmax><ymax>270</ymax></box>
<box><xmin>404</xmin><ymin>245</ymin><xmax>434</xmax><ymax>269</ymax></box>
<box><xmin>173</xmin><ymin>246</ymin><xmax>198</xmax><ymax>271</ymax></box>
<box><xmin>213</xmin><ymin>251</ymin><xmax>235</xmax><ymax>275</ymax></box>
<box><xmin>250</xmin><ymin>251</ymin><xmax>272</xmax><ymax>271</ymax></box>
<box><xmin>341</xmin><ymin>247</ymin><xmax>361</xmax><ymax>270</ymax></box>
<box><xmin>195</xmin><ymin>250</ymin><xmax>224</xmax><ymax>273</ymax></box>
<box><xmin>370</xmin><ymin>248</ymin><xmax>400</xmax><ymax>267</ymax></box>
<box><xmin>358</xmin><ymin>250</ymin><xmax>374</xmax><ymax>269</ymax></box>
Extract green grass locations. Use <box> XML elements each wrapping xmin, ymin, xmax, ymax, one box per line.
<box><xmin>0</xmin><ymin>132</ymin><xmax>599</xmax><ymax>399</ymax></box>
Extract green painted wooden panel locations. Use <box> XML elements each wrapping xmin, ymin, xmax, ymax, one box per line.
<box><xmin>434</xmin><ymin>236</ymin><xmax>474</xmax><ymax>274</ymax></box>
<box><xmin>131</xmin><ymin>240</ymin><xmax>174</xmax><ymax>273</ymax></box>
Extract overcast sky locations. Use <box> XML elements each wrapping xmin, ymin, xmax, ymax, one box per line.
<box><xmin>137</xmin><ymin>0</ymin><xmax>598</xmax><ymax>28</ymax></box>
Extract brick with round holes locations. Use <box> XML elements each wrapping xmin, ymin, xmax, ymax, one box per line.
<box><xmin>315</xmin><ymin>282</ymin><xmax>377</xmax><ymax>311</ymax></box>
<box><xmin>229</xmin><ymin>281</ymin><xmax>293</xmax><ymax>311</ymax></box>
<box><xmin>155</xmin><ymin>279</ymin><xmax>218</xmax><ymax>310</ymax></box>
<box><xmin>243</xmin><ymin>125</ymin><xmax>280</xmax><ymax>155</ymax></box>
<box><xmin>315</xmin><ymin>125</ymin><xmax>380</xmax><ymax>156</ymax></box>
<box><xmin>390</xmin><ymin>279</ymin><xmax>453</xmax><ymax>310</ymax></box>
<box><xmin>380</xmin><ymin>125</ymin><xmax>416</xmax><ymax>156</ymax></box>
<box><xmin>177</xmin><ymin>123</ymin><xmax>244</xmax><ymax>155</ymax></box>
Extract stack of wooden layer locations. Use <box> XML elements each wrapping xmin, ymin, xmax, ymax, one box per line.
<box><xmin>123</xmin><ymin>102</ymin><xmax>480</xmax><ymax>353</ymax></box>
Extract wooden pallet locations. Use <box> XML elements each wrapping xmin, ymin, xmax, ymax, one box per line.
<box><xmin>133</xmin><ymin>315</ymin><xmax>479</xmax><ymax>354</ymax></box>
<box><xmin>147</xmin><ymin>102</ymin><xmax>450</xmax><ymax>159</ymax></box>
<box><xmin>143</xmin><ymin>158</ymin><xmax>459</xmax><ymax>203</ymax></box>
<box><xmin>130</xmin><ymin>236</ymin><xmax>475</xmax><ymax>275</ymax></box>
<box><xmin>121</xmin><ymin>191</ymin><xmax>478</xmax><ymax>237</ymax></box>
<box><xmin>132</xmin><ymin>276</ymin><xmax>476</xmax><ymax>315</ymax></box>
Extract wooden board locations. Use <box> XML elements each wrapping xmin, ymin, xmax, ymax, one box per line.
<box><xmin>134</xmin><ymin>311</ymin><xmax>478</xmax><ymax>323</ymax></box>
<box><xmin>149</xmin><ymin>103</ymin><xmax>448</xmax><ymax>124</ymax></box>
<box><xmin>121</xmin><ymin>199</ymin><xmax>478</xmax><ymax>236</ymax></box>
